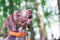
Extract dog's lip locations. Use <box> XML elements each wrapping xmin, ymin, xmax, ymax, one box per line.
<box><xmin>17</xmin><ymin>20</ymin><xmax>27</xmax><ymax>26</ymax></box>
<box><xmin>22</xmin><ymin>20</ymin><xmax>27</xmax><ymax>23</ymax></box>
<box><xmin>18</xmin><ymin>18</ymin><xmax>32</xmax><ymax>26</ymax></box>
<box><xmin>22</xmin><ymin>19</ymin><xmax>32</xmax><ymax>26</ymax></box>
<box><xmin>21</xmin><ymin>20</ymin><xmax>27</xmax><ymax>25</ymax></box>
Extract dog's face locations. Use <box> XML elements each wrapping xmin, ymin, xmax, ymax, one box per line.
<box><xmin>5</xmin><ymin>9</ymin><xmax>32</xmax><ymax>31</ymax></box>
<box><xmin>13</xmin><ymin>9</ymin><xmax>32</xmax><ymax>26</ymax></box>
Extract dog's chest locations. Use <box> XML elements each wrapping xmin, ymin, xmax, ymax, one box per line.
<box><xmin>15</xmin><ymin>27</ymin><xmax>26</xmax><ymax>40</ymax></box>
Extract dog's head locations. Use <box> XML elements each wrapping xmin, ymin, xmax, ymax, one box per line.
<box><xmin>5</xmin><ymin>9</ymin><xmax>32</xmax><ymax>31</ymax></box>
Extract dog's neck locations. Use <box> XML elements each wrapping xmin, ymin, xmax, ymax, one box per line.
<box><xmin>15</xmin><ymin>27</ymin><xmax>26</xmax><ymax>40</ymax></box>
<box><xmin>17</xmin><ymin>27</ymin><xmax>25</xmax><ymax>32</ymax></box>
<box><xmin>8</xmin><ymin>27</ymin><xmax>26</xmax><ymax>40</ymax></box>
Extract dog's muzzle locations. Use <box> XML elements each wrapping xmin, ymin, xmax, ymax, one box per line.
<box><xmin>9</xmin><ymin>31</ymin><xmax>26</xmax><ymax>37</ymax></box>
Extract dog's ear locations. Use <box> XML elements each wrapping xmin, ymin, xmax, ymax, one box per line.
<box><xmin>5</xmin><ymin>14</ymin><xmax>16</xmax><ymax>31</ymax></box>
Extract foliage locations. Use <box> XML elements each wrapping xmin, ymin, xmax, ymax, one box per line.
<box><xmin>0</xmin><ymin>0</ymin><xmax>59</xmax><ymax>38</ymax></box>
<box><xmin>41</xmin><ymin>0</ymin><xmax>46</xmax><ymax>7</ymax></box>
<box><xmin>44</xmin><ymin>10</ymin><xmax>52</xmax><ymax>19</ymax></box>
<box><xmin>28</xmin><ymin>0</ymin><xmax>34</xmax><ymax>2</ymax></box>
<box><xmin>0</xmin><ymin>16</ymin><xmax>4</xmax><ymax>30</ymax></box>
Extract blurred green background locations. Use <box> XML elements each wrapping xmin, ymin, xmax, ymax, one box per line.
<box><xmin>0</xmin><ymin>0</ymin><xmax>60</xmax><ymax>40</ymax></box>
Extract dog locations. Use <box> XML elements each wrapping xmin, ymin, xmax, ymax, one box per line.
<box><xmin>4</xmin><ymin>9</ymin><xmax>32</xmax><ymax>40</ymax></box>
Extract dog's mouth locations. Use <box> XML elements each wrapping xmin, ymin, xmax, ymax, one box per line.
<box><xmin>22</xmin><ymin>20</ymin><xmax>27</xmax><ymax>23</ymax></box>
<box><xmin>17</xmin><ymin>15</ymin><xmax>32</xmax><ymax>26</ymax></box>
<box><xmin>20</xmin><ymin>19</ymin><xmax>32</xmax><ymax>26</ymax></box>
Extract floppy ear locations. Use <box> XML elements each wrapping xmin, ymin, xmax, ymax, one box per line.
<box><xmin>5</xmin><ymin>14</ymin><xmax>16</xmax><ymax>31</ymax></box>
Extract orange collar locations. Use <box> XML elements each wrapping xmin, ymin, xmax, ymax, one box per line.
<box><xmin>9</xmin><ymin>31</ymin><xmax>26</xmax><ymax>37</ymax></box>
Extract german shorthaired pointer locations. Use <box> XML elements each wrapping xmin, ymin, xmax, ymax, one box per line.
<box><xmin>4</xmin><ymin>9</ymin><xmax>32</xmax><ymax>40</ymax></box>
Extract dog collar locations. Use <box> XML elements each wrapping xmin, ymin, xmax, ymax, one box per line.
<box><xmin>9</xmin><ymin>31</ymin><xmax>26</xmax><ymax>37</ymax></box>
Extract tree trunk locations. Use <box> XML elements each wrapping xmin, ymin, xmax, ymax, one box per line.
<box><xmin>8</xmin><ymin>0</ymin><xmax>14</xmax><ymax>14</ymax></box>
<box><xmin>3</xmin><ymin>0</ymin><xmax>14</xmax><ymax>38</ymax></box>
<box><xmin>29</xmin><ymin>24</ymin><xmax>35</xmax><ymax>40</ymax></box>
<box><xmin>35</xmin><ymin>0</ymin><xmax>47</xmax><ymax>40</ymax></box>
<box><xmin>57</xmin><ymin>0</ymin><xmax>60</xmax><ymax>27</ymax></box>
<box><xmin>57</xmin><ymin>0</ymin><xmax>60</xmax><ymax>39</ymax></box>
<box><xmin>3</xmin><ymin>0</ymin><xmax>8</xmax><ymax>38</ymax></box>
